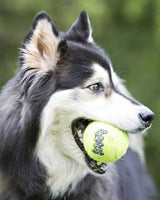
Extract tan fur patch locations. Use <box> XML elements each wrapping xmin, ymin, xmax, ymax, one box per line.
<box><xmin>21</xmin><ymin>19</ymin><xmax>60</xmax><ymax>72</ymax></box>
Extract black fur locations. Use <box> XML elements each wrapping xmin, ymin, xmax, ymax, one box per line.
<box><xmin>0</xmin><ymin>11</ymin><xmax>157</xmax><ymax>200</ymax></box>
<box><xmin>65</xmin><ymin>11</ymin><xmax>91</xmax><ymax>43</ymax></box>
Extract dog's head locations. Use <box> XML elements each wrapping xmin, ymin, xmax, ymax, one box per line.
<box><xmin>19</xmin><ymin>11</ymin><xmax>154</xmax><ymax>172</ymax></box>
<box><xmin>0</xmin><ymin>11</ymin><xmax>154</xmax><ymax>197</ymax></box>
<box><xmin>20</xmin><ymin>11</ymin><xmax>154</xmax><ymax>170</ymax></box>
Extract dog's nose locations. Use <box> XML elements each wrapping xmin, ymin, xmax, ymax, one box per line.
<box><xmin>139</xmin><ymin>111</ymin><xmax>155</xmax><ymax>127</ymax></box>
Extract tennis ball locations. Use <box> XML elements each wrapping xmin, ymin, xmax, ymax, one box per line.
<box><xmin>83</xmin><ymin>121</ymin><xmax>129</xmax><ymax>163</ymax></box>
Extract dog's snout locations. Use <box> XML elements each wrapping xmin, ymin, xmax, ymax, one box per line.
<box><xmin>139</xmin><ymin>110</ymin><xmax>155</xmax><ymax>127</ymax></box>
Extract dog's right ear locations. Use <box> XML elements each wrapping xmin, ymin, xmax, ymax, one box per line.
<box><xmin>66</xmin><ymin>11</ymin><xmax>93</xmax><ymax>43</ymax></box>
<box><xmin>19</xmin><ymin>11</ymin><xmax>61</xmax><ymax>72</ymax></box>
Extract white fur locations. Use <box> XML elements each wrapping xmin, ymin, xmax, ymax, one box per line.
<box><xmin>86</xmin><ymin>16</ymin><xmax>94</xmax><ymax>43</ymax></box>
<box><xmin>36</xmin><ymin>96</ymin><xmax>88</xmax><ymax>197</ymax></box>
<box><xmin>36</xmin><ymin>63</ymin><xmax>151</xmax><ymax>197</ymax></box>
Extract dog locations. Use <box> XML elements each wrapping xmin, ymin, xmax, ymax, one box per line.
<box><xmin>0</xmin><ymin>11</ymin><xmax>156</xmax><ymax>200</ymax></box>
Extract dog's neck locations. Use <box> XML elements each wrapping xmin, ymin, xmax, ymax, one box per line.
<box><xmin>36</xmin><ymin>130</ymin><xmax>87</xmax><ymax>198</ymax></box>
<box><xmin>46</xmin><ymin>155</ymin><xmax>87</xmax><ymax>198</ymax></box>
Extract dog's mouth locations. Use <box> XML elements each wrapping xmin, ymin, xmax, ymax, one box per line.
<box><xmin>71</xmin><ymin>118</ymin><xmax>108</xmax><ymax>175</ymax></box>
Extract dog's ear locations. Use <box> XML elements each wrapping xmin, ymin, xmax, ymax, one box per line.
<box><xmin>19</xmin><ymin>11</ymin><xmax>60</xmax><ymax>71</ymax></box>
<box><xmin>66</xmin><ymin>11</ymin><xmax>93</xmax><ymax>43</ymax></box>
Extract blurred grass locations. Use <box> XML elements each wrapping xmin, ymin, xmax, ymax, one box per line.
<box><xmin>0</xmin><ymin>0</ymin><xmax>160</xmax><ymax>195</ymax></box>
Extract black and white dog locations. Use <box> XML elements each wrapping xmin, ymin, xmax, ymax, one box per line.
<box><xmin>0</xmin><ymin>11</ymin><xmax>156</xmax><ymax>200</ymax></box>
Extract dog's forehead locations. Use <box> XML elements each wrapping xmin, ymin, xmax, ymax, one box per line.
<box><xmin>67</xmin><ymin>41</ymin><xmax>111</xmax><ymax>68</ymax></box>
<box><xmin>56</xmin><ymin>41</ymin><xmax>113</xmax><ymax>89</ymax></box>
<box><xmin>84</xmin><ymin>63</ymin><xmax>111</xmax><ymax>86</ymax></box>
<box><xmin>66</xmin><ymin>41</ymin><xmax>113</xmax><ymax>74</ymax></box>
<box><xmin>72</xmin><ymin>43</ymin><xmax>113</xmax><ymax>85</ymax></box>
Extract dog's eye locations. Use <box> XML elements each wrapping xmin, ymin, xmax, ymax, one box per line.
<box><xmin>87</xmin><ymin>82</ymin><xmax>104</xmax><ymax>93</ymax></box>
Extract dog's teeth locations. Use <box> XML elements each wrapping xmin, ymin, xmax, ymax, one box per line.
<box><xmin>79</xmin><ymin>137</ymin><xmax>83</xmax><ymax>143</ymax></box>
<box><xmin>78</xmin><ymin>130</ymin><xmax>83</xmax><ymax>137</ymax></box>
<box><xmin>96</xmin><ymin>161</ymin><xmax>102</xmax><ymax>166</ymax></box>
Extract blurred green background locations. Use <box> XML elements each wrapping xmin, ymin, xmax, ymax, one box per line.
<box><xmin>0</xmin><ymin>0</ymin><xmax>159</xmax><ymax>195</ymax></box>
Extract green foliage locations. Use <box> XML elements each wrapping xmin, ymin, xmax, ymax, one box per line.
<box><xmin>123</xmin><ymin>0</ymin><xmax>148</xmax><ymax>22</ymax></box>
<box><xmin>0</xmin><ymin>0</ymin><xmax>160</xmax><ymax>194</ymax></box>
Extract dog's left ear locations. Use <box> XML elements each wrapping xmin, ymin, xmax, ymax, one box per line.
<box><xmin>20</xmin><ymin>11</ymin><xmax>61</xmax><ymax>71</ymax></box>
<box><xmin>66</xmin><ymin>11</ymin><xmax>93</xmax><ymax>43</ymax></box>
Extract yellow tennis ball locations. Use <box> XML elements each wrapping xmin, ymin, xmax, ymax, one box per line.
<box><xmin>83</xmin><ymin>121</ymin><xmax>129</xmax><ymax>163</ymax></box>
